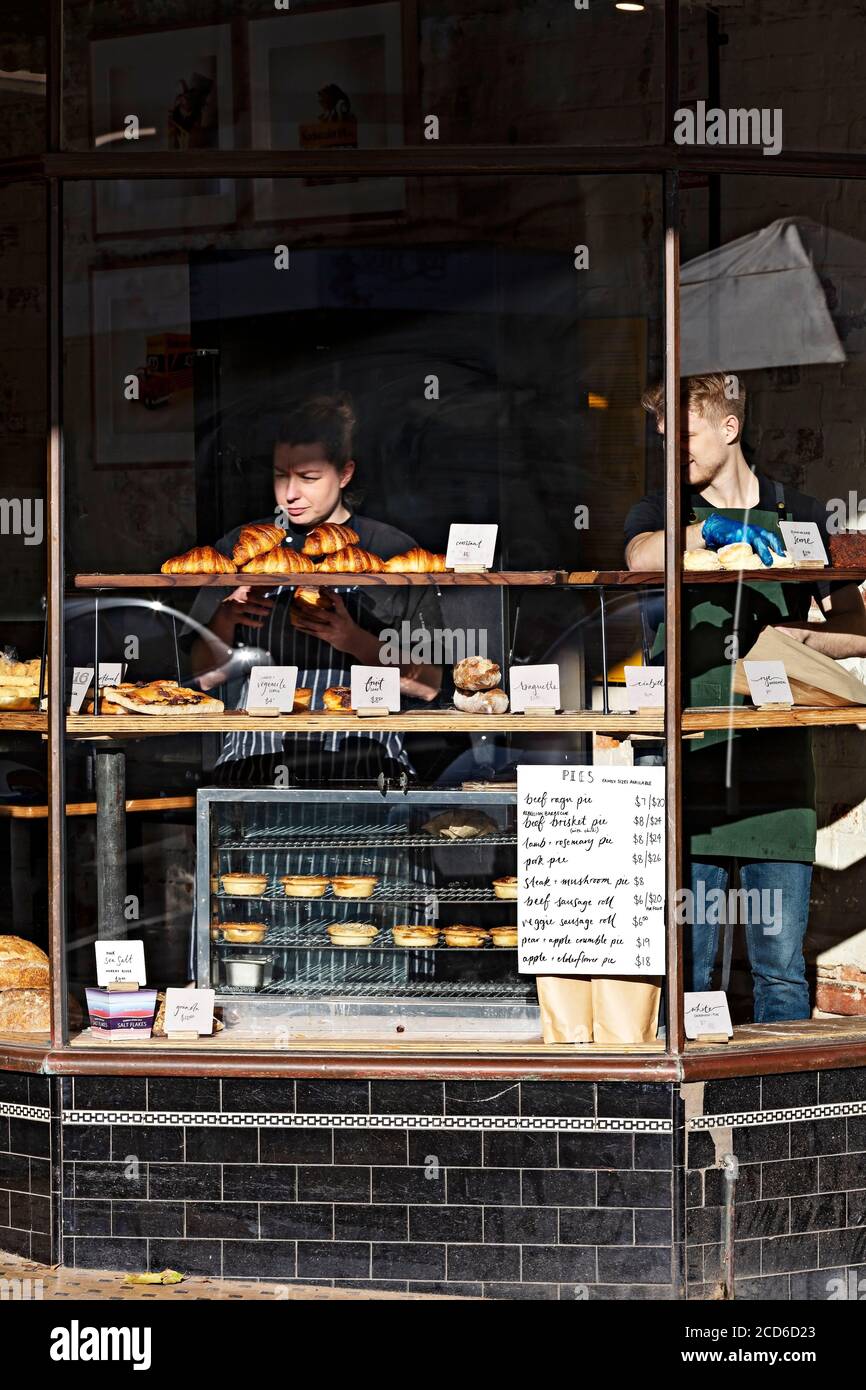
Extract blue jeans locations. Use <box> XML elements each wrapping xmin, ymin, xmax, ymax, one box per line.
<box><xmin>689</xmin><ymin>860</ymin><xmax>812</xmax><ymax>1023</ymax></box>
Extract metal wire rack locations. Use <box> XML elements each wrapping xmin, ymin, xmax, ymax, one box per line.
<box><xmin>214</xmin><ymin>921</ymin><xmax>516</xmax><ymax>950</ymax></box>
<box><xmin>215</xmin><ymin>820</ymin><xmax>516</xmax><ymax>851</ymax></box>
<box><xmin>219</xmin><ymin>979</ymin><xmax>535</xmax><ymax>999</ymax></box>
<box><xmin>215</xmin><ymin>879</ymin><xmax>514</xmax><ymax>904</ymax></box>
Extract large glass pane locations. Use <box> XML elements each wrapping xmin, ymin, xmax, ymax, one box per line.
<box><xmin>62</xmin><ymin>0</ymin><xmax>664</xmax><ymax>151</ymax></box>
<box><xmin>0</xmin><ymin>1</ymin><xmax>47</xmax><ymax>156</ymax></box>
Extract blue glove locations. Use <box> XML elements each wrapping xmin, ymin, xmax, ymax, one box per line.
<box><xmin>700</xmin><ymin>514</ymin><xmax>786</xmax><ymax>567</ymax></box>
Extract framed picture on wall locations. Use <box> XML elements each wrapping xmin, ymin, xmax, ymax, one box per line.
<box><xmin>90</xmin><ymin>24</ymin><xmax>236</xmax><ymax>235</ymax></box>
<box><xmin>90</xmin><ymin>262</ymin><xmax>196</xmax><ymax>470</ymax></box>
<box><xmin>248</xmin><ymin>2</ymin><xmax>406</xmax><ymax>223</ymax></box>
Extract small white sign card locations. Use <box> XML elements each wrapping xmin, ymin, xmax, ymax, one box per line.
<box><xmin>246</xmin><ymin>665</ymin><xmax>298</xmax><ymax>713</ymax></box>
<box><xmin>350</xmin><ymin>665</ymin><xmax>401</xmax><ymax>712</ymax></box>
<box><xmin>70</xmin><ymin>663</ymin><xmax>125</xmax><ymax>712</ymax></box>
<box><xmin>624</xmin><ymin>665</ymin><xmax>665</xmax><ymax>711</ymax></box>
<box><xmin>743</xmin><ymin>660</ymin><xmax>794</xmax><ymax>707</ymax></box>
<box><xmin>163</xmin><ymin>987</ymin><xmax>215</xmax><ymax>1036</ymax></box>
<box><xmin>684</xmin><ymin>991</ymin><xmax>733</xmax><ymax>1040</ymax></box>
<box><xmin>517</xmin><ymin>763</ymin><xmax>665</xmax><ymax>976</ymax></box>
<box><xmin>445</xmin><ymin>523</ymin><xmax>498</xmax><ymax>570</ymax></box>
<box><xmin>95</xmin><ymin>939</ymin><xmax>147</xmax><ymax>987</ymax></box>
<box><xmin>510</xmin><ymin>664</ymin><xmax>561</xmax><ymax>713</ymax></box>
<box><xmin>778</xmin><ymin>520</ymin><xmax>828</xmax><ymax>566</ymax></box>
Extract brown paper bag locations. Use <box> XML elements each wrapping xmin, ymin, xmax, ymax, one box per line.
<box><xmin>591</xmin><ymin>976</ymin><xmax>662</xmax><ymax>1045</ymax></box>
<box><xmin>536</xmin><ymin>976</ymin><xmax>593</xmax><ymax>1043</ymax></box>
<box><xmin>733</xmin><ymin>627</ymin><xmax>866</xmax><ymax>707</ymax></box>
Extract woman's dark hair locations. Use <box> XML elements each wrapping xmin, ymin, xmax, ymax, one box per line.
<box><xmin>276</xmin><ymin>394</ymin><xmax>356</xmax><ymax>468</ymax></box>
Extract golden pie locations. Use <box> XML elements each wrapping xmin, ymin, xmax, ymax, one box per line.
<box><xmin>326</xmin><ymin>923</ymin><xmax>379</xmax><ymax>946</ymax></box>
<box><xmin>331</xmin><ymin>875</ymin><xmax>378</xmax><ymax>899</ymax></box>
<box><xmin>443</xmin><ymin>926</ymin><xmax>489</xmax><ymax>948</ymax></box>
<box><xmin>220</xmin><ymin>872</ymin><xmax>269</xmax><ymax>896</ymax></box>
<box><xmin>492</xmin><ymin>876</ymin><xmax>518</xmax><ymax>900</ymax></box>
<box><xmin>392</xmin><ymin>926</ymin><xmax>440</xmax><ymax>947</ymax></box>
<box><xmin>280</xmin><ymin>875</ymin><xmax>329</xmax><ymax>898</ymax></box>
<box><xmin>221</xmin><ymin>924</ymin><xmax>268</xmax><ymax>944</ymax></box>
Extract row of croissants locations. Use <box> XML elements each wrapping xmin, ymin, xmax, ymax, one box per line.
<box><xmin>161</xmin><ymin>523</ymin><xmax>447</xmax><ymax>575</ymax></box>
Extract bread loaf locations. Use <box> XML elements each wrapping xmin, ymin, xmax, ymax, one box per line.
<box><xmin>0</xmin><ymin>936</ymin><xmax>50</xmax><ymax>990</ymax></box>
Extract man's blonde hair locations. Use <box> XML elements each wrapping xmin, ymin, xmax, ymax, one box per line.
<box><xmin>641</xmin><ymin>373</ymin><xmax>746</xmax><ymax>430</ymax></box>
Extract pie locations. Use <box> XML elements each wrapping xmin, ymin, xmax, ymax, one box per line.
<box><xmin>392</xmin><ymin>926</ymin><xmax>440</xmax><ymax>947</ymax></box>
<box><xmin>221</xmin><ymin>924</ymin><xmax>268</xmax><ymax>944</ymax></box>
<box><xmin>280</xmin><ymin>875</ymin><xmax>329</xmax><ymax>898</ymax></box>
<box><xmin>326</xmin><ymin>923</ymin><xmax>379</xmax><ymax>946</ymax></box>
<box><xmin>101</xmin><ymin>680</ymin><xmax>224</xmax><ymax>715</ymax></box>
<box><xmin>443</xmin><ymin>926</ymin><xmax>489</xmax><ymax>948</ymax></box>
<box><xmin>492</xmin><ymin>875</ymin><xmax>518</xmax><ymax>900</ymax></box>
<box><xmin>490</xmin><ymin>926</ymin><xmax>519</xmax><ymax>948</ymax></box>
<box><xmin>220</xmin><ymin>872</ymin><xmax>269</xmax><ymax>896</ymax></box>
<box><xmin>331</xmin><ymin>875</ymin><xmax>378</xmax><ymax>899</ymax></box>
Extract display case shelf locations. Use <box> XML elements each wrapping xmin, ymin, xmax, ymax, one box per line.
<box><xmin>65</xmin><ymin>709</ymin><xmax>666</xmax><ymax>735</ymax></box>
<box><xmin>74</xmin><ymin>570</ymin><xmax>572</xmax><ymax>589</ymax></box>
<box><xmin>216</xmin><ymin>880</ymin><xmax>514</xmax><ymax>904</ymax></box>
<box><xmin>218</xmin><ymin>978</ymin><xmax>533</xmax><ymax>999</ymax></box>
<box><xmin>214</xmin><ymin>923</ymin><xmax>516</xmax><ymax>950</ymax></box>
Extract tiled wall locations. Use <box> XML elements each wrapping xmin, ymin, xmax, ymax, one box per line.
<box><xmin>0</xmin><ymin>1070</ymin><xmax>56</xmax><ymax>1264</ymax></box>
<box><xmin>686</xmin><ymin>1068</ymin><xmax>866</xmax><ymax>1299</ymax></box>
<box><xmin>59</xmin><ymin>1078</ymin><xmax>676</xmax><ymax>1299</ymax></box>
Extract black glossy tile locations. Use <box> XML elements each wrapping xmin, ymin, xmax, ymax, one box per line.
<box><xmin>596</xmin><ymin>1170</ymin><xmax>671</xmax><ymax>1208</ymax></box>
<box><xmin>791</xmin><ymin>1192</ymin><xmax>846</xmax><ymax>1233</ymax></box>
<box><xmin>587</xmin><ymin>1282</ymin><xmax>674</xmax><ymax>1301</ymax></box>
<box><xmin>259</xmin><ymin>1128</ymin><xmax>333</xmax><ymax>1165</ymax></box>
<box><xmin>333</xmin><ymin>1204</ymin><xmax>407</xmax><ymax>1242</ymax></box>
<box><xmin>299</xmin><ymin>1165</ymin><xmax>370</xmax><ymax>1204</ymax></box>
<box><xmin>634</xmin><ymin>1208</ymin><xmax>672</xmax><ymax>1245</ymax></box>
<box><xmin>31</xmin><ymin>1231</ymin><xmax>54</xmax><ymax>1266</ymax></box>
<box><xmin>731</xmin><ymin>1123</ymin><xmax>790</xmax><ymax>1164</ymax></box>
<box><xmin>444</xmin><ymin>1082</ymin><xmax>520</xmax><ymax>1115</ymax></box>
<box><xmin>686</xmin><ymin>1132</ymin><xmax>716</xmax><ymax>1169</ymax></box>
<box><xmin>761</xmin><ymin>1073</ymin><xmax>819</xmax><ymax>1110</ymax></box>
<box><xmin>0</xmin><ymin>1191</ymin><xmax>9</xmax><ymax>1228</ymax></box>
<box><xmin>407</xmin><ymin>1132</ymin><xmax>482</xmax><ymax>1167</ymax></box>
<box><xmin>483</xmin><ymin>1133</ymin><xmax>558</xmax><ymax>1169</ymax></box>
<box><xmin>9</xmin><ymin>1191</ymin><xmax>49</xmax><ymax>1234</ymax></box>
<box><xmin>371</xmin><ymin>1167</ymin><xmax>443</xmax><ymax>1205</ymax></box>
<box><xmin>485</xmin><ymin>1281</ymin><xmax>559</xmax><ymax>1300</ymax></box>
<box><xmin>0</xmin><ymin>1074</ymin><xmax>30</xmax><ymax>1104</ymax></box>
<box><xmin>597</xmin><ymin>1245</ymin><xmax>670</xmax><ymax>1284</ymax></box>
<box><xmin>790</xmin><ymin>1266</ymin><xmax>850</xmax><ymax>1299</ymax></box>
<box><xmin>148</xmin><ymin>1164</ymin><xmax>221</xmax><ymax>1201</ymax></box>
<box><xmin>112</xmin><ymin>1201</ymin><xmax>185</xmax><ymax>1238</ymax></box>
<box><xmin>74</xmin><ymin>1162</ymin><xmax>147</xmax><ymax>1199</ymax></box>
<box><xmin>62</xmin><ymin>1126</ymin><xmax>110</xmax><ymax>1162</ymax></box>
<box><xmin>520</xmin><ymin>1082</ymin><xmax>595</xmax><ymax>1118</ymax></box>
<box><xmin>686</xmin><ymin>1205</ymin><xmax>723</xmax><ymax>1243</ymax></box>
<box><xmin>447</xmin><ymin>1243</ymin><xmax>520</xmax><ymax>1282</ymax></box>
<box><xmin>520</xmin><ymin>1245</ymin><xmax>594</xmax><ymax>1283</ymax></box>
<box><xmin>761</xmin><ymin>1158</ymin><xmax>817</xmax><ymax>1199</ymax></box>
<box><xmin>185</xmin><ymin>1127</ymin><xmax>258</xmax><ymax>1163</ymax></box>
<box><xmin>296</xmin><ymin>1080</ymin><xmax>369</xmax><ymax>1115</ymax></box>
<box><xmin>297</xmin><ymin>1241</ymin><xmax>370</xmax><ymax>1280</ymax></box>
<box><xmin>446</xmin><ymin>1168</ymin><xmax>521</xmax><ymax>1206</ymax></box>
<box><xmin>8</xmin><ymin>1119</ymin><xmax>49</xmax><ymax>1158</ymax></box>
<box><xmin>221</xmin><ymin>1079</ymin><xmax>295</xmax><ymax>1113</ymax></box>
<box><xmin>702</xmin><ymin>1077</ymin><xmax>762</xmax><ymax>1115</ymax></box>
<box><xmin>732</xmin><ymin>1274</ymin><xmax>791</xmax><ymax>1300</ymax></box>
<box><xmin>818</xmin><ymin>1226</ymin><xmax>866</xmax><ymax>1268</ymax></box>
<box><xmin>369</xmin><ymin>1082</ymin><xmax>444</xmax><ymax>1116</ymax></box>
<box><xmin>596</xmin><ymin>1083</ymin><xmax>671</xmax><ymax>1119</ymax></box>
<box><xmin>29</xmin><ymin>1158</ymin><xmax>51</xmax><ymax>1196</ymax></box>
<box><xmin>558</xmin><ymin>1133</ymin><xmax>632</xmax><ymax>1170</ymax></box>
<box><xmin>0</xmin><ymin>1152</ymin><xmax>29</xmax><ymax>1190</ymax></box>
<box><xmin>734</xmin><ymin>1197</ymin><xmax>790</xmax><ymax>1239</ymax></box>
<box><xmin>847</xmin><ymin>1117</ymin><xmax>866</xmax><ymax>1150</ymax></box>
<box><xmin>0</xmin><ymin>1226</ymin><xmax>30</xmax><ymax>1259</ymax></box>
<box><xmin>819</xmin><ymin>1066</ymin><xmax>866</xmax><ymax>1104</ymax></box>
<box><xmin>224</xmin><ymin>1164</ymin><xmax>296</xmax><ymax>1202</ymax></box>
<box><xmin>72</xmin><ymin>1077</ymin><xmax>147</xmax><ymax>1111</ymax></box>
<box><xmin>634</xmin><ymin>1135</ymin><xmax>672</xmax><ymax>1170</ymax></box>
<box><xmin>186</xmin><ymin>1201</ymin><xmax>259</xmax><ymax>1239</ymax></box>
<box><xmin>372</xmin><ymin>1242</ymin><xmax>445</xmax><ymax>1281</ymax></box>
<box><xmin>558</xmin><ymin>1207</ymin><xmax>633</xmax><ymax>1245</ymax></box>
<box><xmin>819</xmin><ymin>1154</ymin><xmax>866</xmax><ymax>1192</ymax></box>
<box><xmin>74</xmin><ymin>1237</ymin><xmax>147</xmax><ymax>1271</ymax></box>
<box><xmin>149</xmin><ymin>1238</ymin><xmax>222</xmax><ymax>1277</ymax></box>
<box><xmin>761</xmin><ymin>1233</ymin><xmax>818</xmax><ymax>1274</ymax></box>
<box><xmin>847</xmin><ymin>1188</ymin><xmax>866</xmax><ymax>1225</ymax></box>
<box><xmin>409</xmin><ymin>1205</ymin><xmax>483</xmax><ymax>1243</ymax></box>
<box><xmin>484</xmin><ymin>1206</ymin><xmax>557</xmax><ymax>1244</ymax></box>
<box><xmin>0</xmin><ymin>1117</ymin><xmax>8</xmax><ymax>1151</ymax></box>
<box><xmin>223</xmin><ymin>1240</ymin><xmax>296</xmax><ymax>1279</ymax></box>
<box><xmin>791</xmin><ymin>1119</ymin><xmax>847</xmax><ymax>1158</ymax></box>
<box><xmin>260</xmin><ymin>1203</ymin><xmax>334</xmax><ymax>1241</ymax></box>
<box><xmin>147</xmin><ymin>1078</ymin><xmax>221</xmax><ymax>1112</ymax></box>
<box><xmin>110</xmin><ymin>1126</ymin><xmax>183</xmax><ymax>1163</ymax></box>
<box><xmin>520</xmin><ymin>1169</ymin><xmax>594</xmax><ymax>1207</ymax></box>
<box><xmin>704</xmin><ymin>1161</ymin><xmax>760</xmax><ymax>1205</ymax></box>
<box><xmin>63</xmin><ymin>1199</ymin><xmax>111</xmax><ymax>1237</ymax></box>
<box><xmin>412</xmin><ymin>1281</ymin><xmax>485</xmax><ymax>1298</ymax></box>
<box><xmin>334</xmin><ymin>1130</ymin><xmax>407</xmax><ymax>1166</ymax></box>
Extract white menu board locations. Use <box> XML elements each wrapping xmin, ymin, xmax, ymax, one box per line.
<box><xmin>517</xmin><ymin>764</ymin><xmax>665</xmax><ymax>976</ymax></box>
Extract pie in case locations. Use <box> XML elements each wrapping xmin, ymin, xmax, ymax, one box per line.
<box><xmin>101</xmin><ymin>680</ymin><xmax>224</xmax><ymax>715</ymax></box>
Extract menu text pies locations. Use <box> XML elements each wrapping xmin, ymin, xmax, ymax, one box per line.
<box><xmin>516</xmin><ymin>765</ymin><xmax>666</xmax><ymax>976</ymax></box>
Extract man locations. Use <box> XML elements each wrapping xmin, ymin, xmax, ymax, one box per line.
<box><xmin>625</xmin><ymin>373</ymin><xmax>866</xmax><ymax>1022</ymax></box>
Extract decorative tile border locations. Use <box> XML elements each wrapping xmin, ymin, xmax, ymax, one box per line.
<box><xmin>0</xmin><ymin>1101</ymin><xmax>50</xmax><ymax>1124</ymax></box>
<box><xmin>689</xmin><ymin>1099</ymin><xmax>866</xmax><ymax>1131</ymax></box>
<box><xmin>64</xmin><ymin>1109</ymin><xmax>672</xmax><ymax>1135</ymax></box>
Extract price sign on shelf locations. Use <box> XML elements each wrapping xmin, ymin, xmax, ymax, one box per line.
<box><xmin>684</xmin><ymin>991</ymin><xmax>733</xmax><ymax>1040</ymax></box>
<box><xmin>246</xmin><ymin>665</ymin><xmax>299</xmax><ymax>713</ymax></box>
<box><xmin>744</xmin><ymin>660</ymin><xmax>793</xmax><ymax>707</ymax></box>
<box><xmin>445</xmin><ymin>524</ymin><xmax>498</xmax><ymax>570</ymax></box>
<box><xmin>510</xmin><ymin>664</ymin><xmax>561</xmax><ymax>713</ymax></box>
<box><xmin>95</xmin><ymin>940</ymin><xmax>147</xmax><ymax>987</ymax></box>
<box><xmin>163</xmin><ymin>988</ymin><xmax>215</xmax><ymax>1037</ymax></box>
<box><xmin>350</xmin><ymin>666</ymin><xmax>401</xmax><ymax>712</ymax></box>
<box><xmin>624</xmin><ymin>665</ymin><xmax>665</xmax><ymax>711</ymax></box>
<box><xmin>778</xmin><ymin>521</ymin><xmax>828</xmax><ymax>566</ymax></box>
<box><xmin>70</xmin><ymin>664</ymin><xmax>125</xmax><ymax>712</ymax></box>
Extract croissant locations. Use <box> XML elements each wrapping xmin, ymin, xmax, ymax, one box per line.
<box><xmin>301</xmin><ymin>523</ymin><xmax>360</xmax><ymax>556</ymax></box>
<box><xmin>241</xmin><ymin>547</ymin><xmax>316</xmax><ymax>574</ymax></box>
<box><xmin>161</xmin><ymin>546</ymin><xmax>236</xmax><ymax>574</ymax></box>
<box><xmin>232</xmin><ymin>523</ymin><xmax>286</xmax><ymax>567</ymax></box>
<box><xmin>384</xmin><ymin>548</ymin><xmax>447</xmax><ymax>573</ymax></box>
<box><xmin>316</xmin><ymin>546</ymin><xmax>385</xmax><ymax>573</ymax></box>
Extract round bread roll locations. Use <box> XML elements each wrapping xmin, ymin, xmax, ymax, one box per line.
<box><xmin>453</xmin><ymin>687</ymin><xmax>510</xmax><ymax>714</ymax></box>
<box><xmin>493</xmin><ymin>875</ymin><xmax>518</xmax><ymax>900</ymax></box>
<box><xmin>331</xmin><ymin>875</ymin><xmax>378</xmax><ymax>899</ymax></box>
<box><xmin>683</xmin><ymin>548</ymin><xmax>723</xmax><ymax>571</ymax></box>
<box><xmin>453</xmin><ymin>656</ymin><xmax>501</xmax><ymax>692</ymax></box>
<box><xmin>718</xmin><ymin>542</ymin><xmax>762</xmax><ymax>570</ymax></box>
<box><xmin>221</xmin><ymin>924</ymin><xmax>267</xmax><ymax>944</ymax></box>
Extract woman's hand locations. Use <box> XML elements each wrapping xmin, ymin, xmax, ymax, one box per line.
<box><xmin>210</xmin><ymin>586</ymin><xmax>275</xmax><ymax>642</ymax></box>
<box><xmin>290</xmin><ymin>592</ymin><xmax>366</xmax><ymax>656</ymax></box>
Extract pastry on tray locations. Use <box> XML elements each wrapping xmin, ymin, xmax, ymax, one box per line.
<box><xmin>392</xmin><ymin>926</ymin><xmax>440</xmax><ymax>947</ymax></box>
<box><xmin>443</xmin><ymin>926</ymin><xmax>489</xmax><ymax>948</ymax></box>
<box><xmin>326</xmin><ymin>923</ymin><xmax>379</xmax><ymax>946</ymax></box>
<box><xmin>492</xmin><ymin>875</ymin><xmax>518</xmax><ymax>900</ymax></box>
<box><xmin>383</xmin><ymin>548</ymin><xmax>447</xmax><ymax>573</ymax></box>
<box><xmin>160</xmin><ymin>546</ymin><xmax>236</xmax><ymax>574</ymax></box>
<box><xmin>331</xmin><ymin>875</ymin><xmax>378</xmax><ymax>899</ymax></box>
<box><xmin>220</xmin><ymin>923</ymin><xmax>268</xmax><ymax>944</ymax></box>
<box><xmin>453</xmin><ymin>657</ymin><xmax>502</xmax><ymax>692</ymax></box>
<box><xmin>232</xmin><ymin>523</ymin><xmax>286</xmax><ymax>567</ymax></box>
<box><xmin>422</xmin><ymin>809</ymin><xmax>499</xmax><ymax>840</ymax></box>
<box><xmin>101</xmin><ymin>680</ymin><xmax>224</xmax><ymax>715</ymax></box>
<box><xmin>316</xmin><ymin>546</ymin><xmax>385</xmax><ymax>573</ymax></box>
<box><xmin>301</xmin><ymin>523</ymin><xmax>360</xmax><ymax>556</ymax></box>
<box><xmin>323</xmin><ymin>685</ymin><xmax>353</xmax><ymax>711</ymax></box>
<box><xmin>279</xmin><ymin>874</ymin><xmax>329</xmax><ymax>898</ymax></box>
<box><xmin>717</xmin><ymin>542</ymin><xmax>763</xmax><ymax>570</ymax></box>
<box><xmin>241</xmin><ymin>547</ymin><xmax>316</xmax><ymax>574</ymax></box>
<box><xmin>220</xmin><ymin>871</ymin><xmax>269</xmax><ymax>896</ymax></box>
<box><xmin>490</xmin><ymin>926</ymin><xmax>519</xmax><ymax>948</ymax></box>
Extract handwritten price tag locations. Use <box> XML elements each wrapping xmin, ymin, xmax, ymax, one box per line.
<box><xmin>95</xmin><ymin>940</ymin><xmax>147</xmax><ymax>987</ymax></box>
<box><xmin>624</xmin><ymin>665</ymin><xmax>665</xmax><ymax>711</ymax></box>
<box><xmin>510</xmin><ymin>664</ymin><xmax>561</xmax><ymax>713</ymax></box>
<box><xmin>350</xmin><ymin>666</ymin><xmax>401</xmax><ymax>712</ymax></box>
<box><xmin>445</xmin><ymin>524</ymin><xmax>498</xmax><ymax>569</ymax></box>
<box><xmin>744</xmin><ymin>660</ymin><xmax>793</xmax><ymax>707</ymax></box>
<box><xmin>779</xmin><ymin>521</ymin><xmax>828</xmax><ymax>566</ymax></box>
<box><xmin>163</xmin><ymin>988</ymin><xmax>215</xmax><ymax>1036</ymax></box>
<box><xmin>684</xmin><ymin>991</ymin><xmax>733</xmax><ymax>1039</ymax></box>
<box><xmin>246</xmin><ymin>666</ymin><xmax>299</xmax><ymax>712</ymax></box>
<box><xmin>70</xmin><ymin>664</ymin><xmax>125</xmax><ymax>712</ymax></box>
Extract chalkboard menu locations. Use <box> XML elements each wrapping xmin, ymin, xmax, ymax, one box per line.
<box><xmin>517</xmin><ymin>764</ymin><xmax>665</xmax><ymax>976</ymax></box>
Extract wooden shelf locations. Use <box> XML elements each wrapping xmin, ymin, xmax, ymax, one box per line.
<box><xmin>568</xmin><ymin>568</ymin><xmax>866</xmax><ymax>586</ymax></box>
<box><xmin>74</xmin><ymin>570</ymin><xmax>570</xmax><ymax>589</ymax></box>
<box><xmin>0</xmin><ymin>796</ymin><xmax>195</xmax><ymax>819</ymax></box>
<box><xmin>0</xmin><ymin>712</ymin><xmax>46</xmax><ymax>732</ymax></box>
<box><xmin>682</xmin><ymin>705</ymin><xmax>866</xmax><ymax>730</ymax></box>
<box><xmin>65</xmin><ymin>709</ymin><xmax>665</xmax><ymax>736</ymax></box>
